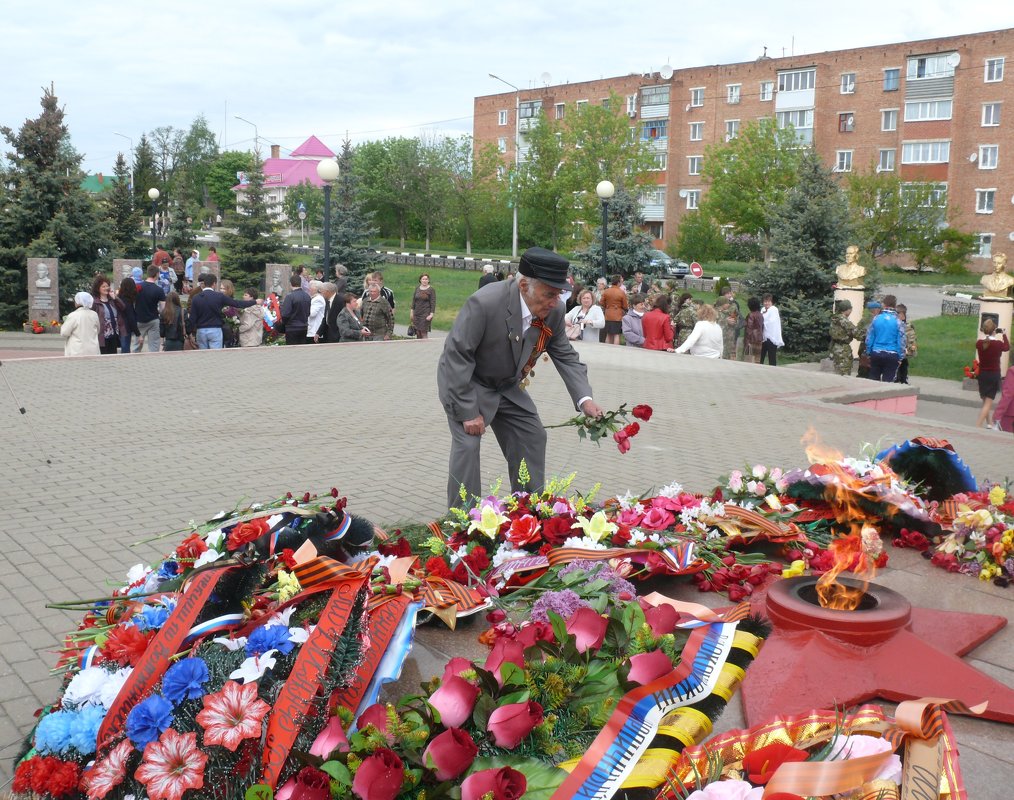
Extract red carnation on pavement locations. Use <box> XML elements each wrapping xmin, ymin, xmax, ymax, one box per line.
<box><xmin>632</xmin><ymin>404</ymin><xmax>653</xmax><ymax>421</ymax></box>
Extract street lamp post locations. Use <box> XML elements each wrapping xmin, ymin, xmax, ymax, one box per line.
<box><xmin>489</xmin><ymin>73</ymin><xmax>520</xmax><ymax>259</ymax></box>
<box><xmin>596</xmin><ymin>180</ymin><xmax>615</xmax><ymax>279</ymax></box>
<box><xmin>316</xmin><ymin>159</ymin><xmax>340</xmax><ymax>282</ymax></box>
<box><xmin>234</xmin><ymin>115</ymin><xmax>259</xmax><ymax>154</ymax></box>
<box><xmin>147</xmin><ymin>187</ymin><xmax>160</xmax><ymax>255</ymax></box>
<box><xmin>113</xmin><ymin>132</ymin><xmax>133</xmax><ymax>195</ymax></box>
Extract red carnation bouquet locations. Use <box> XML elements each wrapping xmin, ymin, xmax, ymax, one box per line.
<box><xmin>545</xmin><ymin>403</ymin><xmax>652</xmax><ymax>454</ymax></box>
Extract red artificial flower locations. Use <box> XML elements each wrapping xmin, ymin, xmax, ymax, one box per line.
<box><xmin>631</xmin><ymin>404</ymin><xmax>653</xmax><ymax>421</ymax></box>
<box><xmin>461</xmin><ymin>766</ymin><xmax>527</xmax><ymax>800</ymax></box>
<box><xmin>351</xmin><ymin>747</ymin><xmax>404</xmax><ymax>800</ymax></box>
<box><xmin>442</xmin><ymin>656</ymin><xmax>474</xmax><ymax>681</ymax></box>
<box><xmin>226</xmin><ymin>518</ymin><xmax>269</xmax><ymax>551</ymax></box>
<box><xmin>484</xmin><ymin>638</ymin><xmax>526</xmax><ymax>684</ymax></box>
<box><xmin>196</xmin><ymin>680</ymin><xmax>270</xmax><ymax>751</ymax></box>
<box><xmin>611</xmin><ymin>524</ymin><xmax>632</xmax><ymax>546</ymax></box>
<box><xmin>642</xmin><ymin>602</ymin><xmax>680</xmax><ymax>636</ymax></box>
<box><xmin>727</xmin><ymin>583</ymin><xmax>753</xmax><ymax>602</ymax></box>
<box><xmin>623</xmin><ymin>422</ymin><xmax>641</xmax><ymax>438</ymax></box>
<box><xmin>627</xmin><ymin>649</ymin><xmax>675</xmax><ymax>685</ymax></box>
<box><xmin>464</xmin><ymin>546</ymin><xmax>490</xmax><ymax>573</ymax></box>
<box><xmin>423</xmin><ymin>727</ymin><xmax>479</xmax><ymax>780</ymax></box>
<box><xmin>290</xmin><ymin>766</ymin><xmax>331</xmax><ymax>800</ymax></box>
<box><xmin>279</xmin><ymin>548</ymin><xmax>298</xmax><ymax>569</ymax></box>
<box><xmin>81</xmin><ymin>740</ymin><xmax>133</xmax><ymax>800</ymax></box>
<box><xmin>357</xmin><ymin>703</ymin><xmax>392</xmax><ymax>738</ymax></box>
<box><xmin>565</xmin><ymin>607</ymin><xmax>608</xmax><ymax>653</ymax></box>
<box><xmin>174</xmin><ymin>533</ymin><xmax>208</xmax><ymax>563</ymax></box>
<box><xmin>506</xmin><ymin>514</ymin><xmax>541</xmax><ymax>547</ymax></box>
<box><xmin>377</xmin><ymin>537</ymin><xmax>411</xmax><ymax>558</ymax></box>
<box><xmin>640</xmin><ymin>506</ymin><xmax>675</xmax><ymax>531</ymax></box>
<box><xmin>429</xmin><ymin>674</ymin><xmax>480</xmax><ymax>728</ymax></box>
<box><xmin>541</xmin><ymin>515</ymin><xmax>576</xmax><ymax>545</ymax></box>
<box><xmin>742</xmin><ymin>742</ymin><xmax>810</xmax><ymax>784</ymax></box>
<box><xmin>134</xmin><ymin>729</ymin><xmax>208</xmax><ymax>800</ymax></box>
<box><xmin>101</xmin><ymin>624</ymin><xmax>152</xmax><ymax>666</ymax></box>
<box><xmin>486</xmin><ymin>700</ymin><xmax>544</xmax><ymax>748</ymax></box>
<box><xmin>310</xmin><ymin>716</ymin><xmax>350</xmax><ymax>758</ymax></box>
<box><xmin>514</xmin><ymin>620</ymin><xmax>554</xmax><ymax>648</ymax></box>
<box><xmin>39</xmin><ymin>758</ymin><xmax>81</xmax><ymax>797</ymax></box>
<box><xmin>425</xmin><ymin>557</ymin><xmax>454</xmax><ymax>580</ymax></box>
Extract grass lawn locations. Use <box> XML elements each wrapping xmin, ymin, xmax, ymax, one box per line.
<box><xmin>382</xmin><ymin>265</ymin><xmax>483</xmax><ymax>330</ymax></box>
<box><xmin>908</xmin><ymin>315</ymin><xmax>979</xmax><ymax>380</ymax></box>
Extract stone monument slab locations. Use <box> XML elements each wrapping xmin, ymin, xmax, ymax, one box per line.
<box><xmin>113</xmin><ymin>259</ymin><xmax>142</xmax><ymax>284</ymax></box>
<box><xmin>265</xmin><ymin>263</ymin><xmax>292</xmax><ymax>298</ymax></box>
<box><xmin>194</xmin><ymin>260</ymin><xmax>221</xmax><ymax>286</ymax></box>
<box><xmin>27</xmin><ymin>257</ymin><xmax>60</xmax><ymax>331</ymax></box>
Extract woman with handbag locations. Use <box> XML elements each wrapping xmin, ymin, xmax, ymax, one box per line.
<box><xmin>160</xmin><ymin>292</ymin><xmax>186</xmax><ymax>351</ymax></box>
<box><xmin>564</xmin><ymin>289</ymin><xmax>605</xmax><ymax>342</ymax></box>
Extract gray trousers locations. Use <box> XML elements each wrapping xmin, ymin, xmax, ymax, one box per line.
<box><xmin>134</xmin><ymin>318</ymin><xmax>161</xmax><ymax>353</ymax></box>
<box><xmin>446</xmin><ymin>394</ymin><xmax>547</xmax><ymax>508</ymax></box>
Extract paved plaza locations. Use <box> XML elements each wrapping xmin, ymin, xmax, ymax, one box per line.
<box><xmin>0</xmin><ymin>340</ymin><xmax>1010</xmax><ymax>794</ymax></box>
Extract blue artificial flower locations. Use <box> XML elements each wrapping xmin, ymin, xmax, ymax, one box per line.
<box><xmin>34</xmin><ymin>710</ymin><xmax>75</xmax><ymax>755</ymax></box>
<box><xmin>161</xmin><ymin>658</ymin><xmax>210</xmax><ymax>704</ymax></box>
<box><xmin>246</xmin><ymin>624</ymin><xmax>295</xmax><ymax>657</ymax></box>
<box><xmin>134</xmin><ymin>604</ymin><xmax>170</xmax><ymax>632</ymax></box>
<box><xmin>156</xmin><ymin>561</ymin><xmax>180</xmax><ymax>582</ymax></box>
<box><xmin>68</xmin><ymin>704</ymin><xmax>106</xmax><ymax>755</ymax></box>
<box><xmin>125</xmin><ymin>695</ymin><xmax>173</xmax><ymax>749</ymax></box>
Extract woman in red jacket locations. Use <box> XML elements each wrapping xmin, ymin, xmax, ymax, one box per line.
<box><xmin>975</xmin><ymin>318</ymin><xmax>1010</xmax><ymax>428</ymax></box>
<box><xmin>642</xmin><ymin>294</ymin><xmax>675</xmax><ymax>352</ymax></box>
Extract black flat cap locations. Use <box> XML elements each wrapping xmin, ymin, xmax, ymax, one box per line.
<box><xmin>518</xmin><ymin>247</ymin><xmax>570</xmax><ymax>289</ymax></box>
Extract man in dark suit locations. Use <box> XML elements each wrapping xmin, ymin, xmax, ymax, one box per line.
<box><xmin>320</xmin><ymin>282</ymin><xmax>341</xmax><ymax>343</ymax></box>
<box><xmin>478</xmin><ymin>264</ymin><xmax>498</xmax><ymax>289</ymax></box>
<box><xmin>438</xmin><ymin>247</ymin><xmax>604</xmax><ymax>508</ymax></box>
<box><xmin>630</xmin><ymin>270</ymin><xmax>652</xmax><ymax>296</ymax></box>
<box><xmin>280</xmin><ymin>274</ymin><xmax>310</xmax><ymax>345</ymax></box>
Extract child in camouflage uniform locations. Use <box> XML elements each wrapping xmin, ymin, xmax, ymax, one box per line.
<box><xmin>829</xmin><ymin>299</ymin><xmax>859</xmax><ymax>376</ymax></box>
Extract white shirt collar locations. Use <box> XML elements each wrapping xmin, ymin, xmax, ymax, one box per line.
<box><xmin>519</xmin><ymin>289</ymin><xmax>533</xmax><ymax>333</ymax></box>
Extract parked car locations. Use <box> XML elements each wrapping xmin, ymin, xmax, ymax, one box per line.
<box><xmin>648</xmin><ymin>249</ymin><xmax>690</xmax><ymax>277</ymax></box>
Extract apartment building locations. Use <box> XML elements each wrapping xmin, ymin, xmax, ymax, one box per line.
<box><xmin>473</xmin><ymin>28</ymin><xmax>1014</xmax><ymax>269</ymax></box>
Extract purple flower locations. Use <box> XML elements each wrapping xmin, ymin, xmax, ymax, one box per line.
<box><xmin>531</xmin><ymin>590</ymin><xmax>591</xmax><ymax>623</ymax></box>
<box><xmin>246</xmin><ymin>624</ymin><xmax>295</xmax><ymax>657</ymax></box>
<box><xmin>1004</xmin><ymin>557</ymin><xmax>1014</xmax><ymax>577</ymax></box>
<box><xmin>558</xmin><ymin>561</ymin><xmax>637</xmax><ymax>601</ymax></box>
<box><xmin>469</xmin><ymin>496</ymin><xmax>507</xmax><ymax>521</ymax></box>
<box><xmin>161</xmin><ymin>657</ymin><xmax>209</xmax><ymax>704</ymax></box>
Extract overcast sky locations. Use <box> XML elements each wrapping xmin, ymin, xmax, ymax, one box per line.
<box><xmin>5</xmin><ymin>1</ymin><xmax>1014</xmax><ymax>175</ymax></box>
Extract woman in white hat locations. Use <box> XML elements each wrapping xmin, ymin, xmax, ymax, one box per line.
<box><xmin>61</xmin><ymin>292</ymin><xmax>100</xmax><ymax>356</ymax></box>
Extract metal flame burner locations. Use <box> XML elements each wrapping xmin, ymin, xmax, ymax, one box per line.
<box><xmin>766</xmin><ymin>576</ymin><xmax>911</xmax><ymax>646</ymax></box>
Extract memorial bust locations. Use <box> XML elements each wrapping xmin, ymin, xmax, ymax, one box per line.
<box><xmin>35</xmin><ymin>263</ymin><xmax>52</xmax><ymax>288</ymax></box>
<box><xmin>980</xmin><ymin>253</ymin><xmax>1014</xmax><ymax>299</ymax></box>
<box><xmin>835</xmin><ymin>245</ymin><xmax>865</xmax><ymax>288</ymax></box>
<box><xmin>270</xmin><ymin>269</ymin><xmax>284</xmax><ymax>295</ymax></box>
<box><xmin>199</xmin><ymin>263</ymin><xmax>211</xmax><ymax>275</ymax></box>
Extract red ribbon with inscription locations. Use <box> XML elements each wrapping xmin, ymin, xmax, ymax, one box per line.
<box><xmin>260</xmin><ymin>574</ymin><xmax>368</xmax><ymax>788</ymax></box>
<box><xmin>94</xmin><ymin>564</ymin><xmax>237</xmax><ymax>756</ymax></box>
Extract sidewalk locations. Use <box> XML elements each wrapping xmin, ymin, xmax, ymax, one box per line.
<box><xmin>0</xmin><ymin>340</ymin><xmax>1009</xmax><ymax>793</ymax></box>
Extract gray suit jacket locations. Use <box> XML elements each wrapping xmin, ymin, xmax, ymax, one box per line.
<box><xmin>438</xmin><ymin>277</ymin><xmax>593</xmax><ymax>423</ymax></box>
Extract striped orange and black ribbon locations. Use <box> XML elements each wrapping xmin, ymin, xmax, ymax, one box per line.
<box><xmin>520</xmin><ymin>318</ymin><xmax>552</xmax><ymax>382</ymax></box>
<box><xmin>882</xmin><ymin>697</ymin><xmax>987</xmax><ymax>750</ymax></box>
<box><xmin>292</xmin><ymin>555</ymin><xmax>376</xmax><ymax>588</ymax></box>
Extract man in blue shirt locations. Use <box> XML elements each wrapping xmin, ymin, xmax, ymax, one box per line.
<box><xmin>188</xmin><ymin>274</ymin><xmax>256</xmax><ymax>349</ymax></box>
<box><xmin>865</xmin><ymin>294</ymin><xmax>904</xmax><ymax>382</ymax></box>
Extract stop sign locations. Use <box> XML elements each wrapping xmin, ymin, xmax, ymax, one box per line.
<box><xmin>690</xmin><ymin>261</ymin><xmax>703</xmax><ymax>277</ymax></box>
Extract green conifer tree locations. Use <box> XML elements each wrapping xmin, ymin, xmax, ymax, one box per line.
<box><xmin>220</xmin><ymin>153</ymin><xmax>286</xmax><ymax>287</ymax></box>
<box><xmin>325</xmin><ymin>140</ymin><xmax>384</xmax><ymax>289</ymax></box>
<box><xmin>106</xmin><ymin>151</ymin><xmax>143</xmax><ymax>256</ymax></box>
<box><xmin>580</xmin><ymin>188</ymin><xmax>654</xmax><ymax>283</ymax></box>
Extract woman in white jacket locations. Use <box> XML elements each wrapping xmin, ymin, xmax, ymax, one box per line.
<box><xmin>61</xmin><ymin>292</ymin><xmax>100</xmax><ymax>356</ymax></box>
<box><xmin>675</xmin><ymin>303</ymin><xmax>723</xmax><ymax>358</ymax></box>
<box><xmin>564</xmin><ymin>289</ymin><xmax>605</xmax><ymax>342</ymax></box>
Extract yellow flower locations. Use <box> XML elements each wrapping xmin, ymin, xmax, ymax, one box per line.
<box><xmin>782</xmin><ymin>559</ymin><xmax>806</xmax><ymax>578</ymax></box>
<box><xmin>989</xmin><ymin>485</ymin><xmax>1007</xmax><ymax>507</ymax></box>
<box><xmin>467</xmin><ymin>505</ymin><xmax>509</xmax><ymax>538</ymax></box>
<box><xmin>571</xmin><ymin>511</ymin><xmax>618</xmax><ymax>543</ymax></box>
<box><xmin>954</xmin><ymin>507</ymin><xmax>993</xmax><ymax>531</ymax></box>
<box><xmin>277</xmin><ymin>570</ymin><xmax>301</xmax><ymax>602</ymax></box>
<box><xmin>765</xmin><ymin>494</ymin><xmax>782</xmax><ymax>510</ymax></box>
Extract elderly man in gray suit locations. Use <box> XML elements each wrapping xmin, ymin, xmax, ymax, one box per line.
<box><xmin>438</xmin><ymin>247</ymin><xmax>604</xmax><ymax>508</ymax></box>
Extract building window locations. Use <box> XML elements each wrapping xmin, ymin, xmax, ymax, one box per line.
<box><xmin>688</xmin><ymin>155</ymin><xmax>702</xmax><ymax>175</ymax></box>
<box><xmin>727</xmin><ymin>84</ymin><xmax>741</xmax><ymax>104</ymax></box>
<box><xmin>642</xmin><ymin>119</ymin><xmax>668</xmax><ymax>141</ymax></box>
<box><xmin>690</xmin><ymin>87</ymin><xmax>704</xmax><ymax>107</ymax></box>
<box><xmin>835</xmin><ymin>150</ymin><xmax>853</xmax><ymax>172</ymax></box>
<box><xmin>497</xmin><ymin>138</ymin><xmax>507</xmax><ymax>153</ymax></box>
<box><xmin>976</xmin><ymin>189</ymin><xmax>996</xmax><ymax>214</ymax></box>
<box><xmin>986</xmin><ymin>57</ymin><xmax>1005</xmax><ymax>83</ymax></box>
<box><xmin>901</xmin><ymin>141</ymin><xmax>950</xmax><ymax>164</ymax></box>
<box><xmin>904</xmin><ymin>98</ymin><xmax>953</xmax><ymax>121</ymax></box>
<box><xmin>626</xmin><ymin>94</ymin><xmax>638</xmax><ymax>115</ymax></box>
<box><xmin>496</xmin><ymin>165</ymin><xmax>506</xmax><ymax>180</ymax></box>
<box><xmin>902</xmin><ymin>182</ymin><xmax>948</xmax><ymax>207</ymax></box>
<box><xmin>575</xmin><ymin>99</ymin><xmax>588</xmax><ymax>109</ymax></box>
<box><xmin>686</xmin><ymin>190</ymin><xmax>700</xmax><ymax>210</ymax></box>
<box><xmin>841</xmin><ymin>73</ymin><xmax>856</xmax><ymax>94</ymax></box>
<box><xmin>883</xmin><ymin>68</ymin><xmax>900</xmax><ymax>91</ymax></box>
<box><xmin>497</xmin><ymin>110</ymin><xmax>508</xmax><ymax>126</ymax></box>
<box><xmin>689</xmin><ymin>121</ymin><xmax>703</xmax><ymax>141</ymax></box>
<box><xmin>776</xmin><ymin>109</ymin><xmax>813</xmax><ymax>142</ymax></box>
<box><xmin>977</xmin><ymin>233</ymin><xmax>993</xmax><ymax>257</ymax></box>
<box><xmin>838</xmin><ymin>113</ymin><xmax>855</xmax><ymax>133</ymax></box>
<box><xmin>641</xmin><ymin>85</ymin><xmax>670</xmax><ymax>106</ymax></box>
<box><xmin>979</xmin><ymin>145</ymin><xmax>999</xmax><ymax>169</ymax></box>
<box><xmin>519</xmin><ymin>100</ymin><xmax>542</xmax><ymax>118</ymax></box>
<box><xmin>725</xmin><ymin>120</ymin><xmax>740</xmax><ymax>140</ymax></box>
<box><xmin>601</xmin><ymin>98</ymin><xmax>611</xmax><ymax>110</ymax></box>
<box><xmin>554</xmin><ymin>103</ymin><xmax>565</xmax><ymax>120</ymax></box>
<box><xmin>650</xmin><ymin>153</ymin><xmax>668</xmax><ymax>171</ymax></box>
<box><xmin>879</xmin><ymin>149</ymin><xmax>896</xmax><ymax>172</ymax></box>
<box><xmin>759</xmin><ymin>81</ymin><xmax>773</xmax><ymax>101</ymax></box>
<box><xmin>907</xmin><ymin>54</ymin><xmax>956</xmax><ymax>80</ymax></box>
<box><xmin>640</xmin><ymin>187</ymin><xmax>665</xmax><ymax>206</ymax></box>
<box><xmin>777</xmin><ymin>68</ymin><xmax>816</xmax><ymax>92</ymax></box>
<box><xmin>646</xmin><ymin>221</ymin><xmax>664</xmax><ymax>239</ymax></box>
<box><xmin>983</xmin><ymin>102</ymin><xmax>1001</xmax><ymax>126</ymax></box>
<box><xmin>881</xmin><ymin>109</ymin><xmax>898</xmax><ymax>131</ymax></box>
